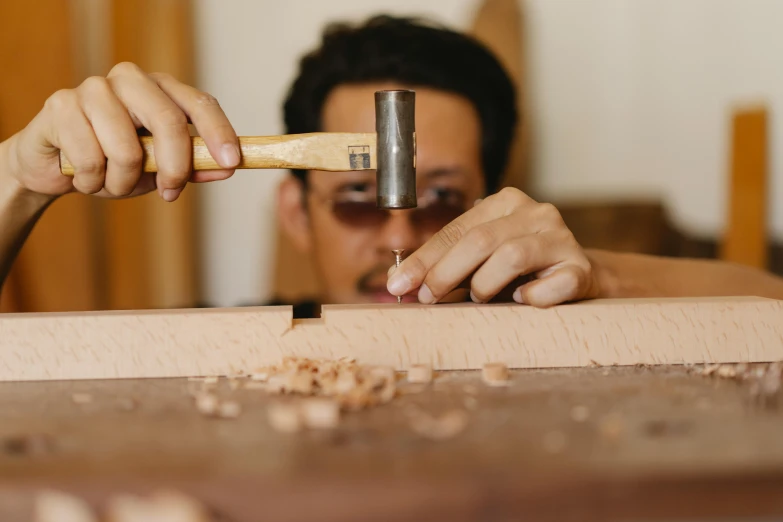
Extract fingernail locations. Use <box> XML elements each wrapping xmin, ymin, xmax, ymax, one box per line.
<box><xmin>470</xmin><ymin>291</ymin><xmax>482</xmax><ymax>303</ymax></box>
<box><xmin>387</xmin><ymin>264</ymin><xmax>397</xmax><ymax>277</ymax></box>
<box><xmin>513</xmin><ymin>287</ymin><xmax>525</xmax><ymax>303</ymax></box>
<box><xmin>418</xmin><ymin>284</ymin><xmax>435</xmax><ymax>304</ymax></box>
<box><xmin>387</xmin><ymin>271</ymin><xmax>411</xmax><ymax>295</ymax></box>
<box><xmin>220</xmin><ymin>143</ymin><xmax>240</xmax><ymax>167</ymax></box>
<box><xmin>162</xmin><ymin>188</ymin><xmax>181</xmax><ymax>202</ymax></box>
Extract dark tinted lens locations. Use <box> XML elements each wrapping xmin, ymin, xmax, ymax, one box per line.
<box><xmin>331</xmin><ymin>200</ymin><xmax>389</xmax><ymax>227</ymax></box>
<box><xmin>413</xmin><ymin>201</ymin><xmax>466</xmax><ymax>232</ymax></box>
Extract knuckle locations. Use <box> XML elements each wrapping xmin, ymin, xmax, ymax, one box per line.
<box><xmin>194</xmin><ymin>91</ymin><xmax>220</xmax><ymax>108</ymax></box>
<box><xmin>535</xmin><ymin>202</ymin><xmax>565</xmax><ymax>226</ymax></box>
<box><xmin>148</xmin><ymin>71</ymin><xmax>172</xmax><ymax>82</ymax></box>
<box><xmin>435</xmin><ymin>221</ymin><xmax>465</xmax><ymax>249</ymax></box>
<box><xmin>499</xmin><ymin>241</ymin><xmax>530</xmax><ymax>271</ymax></box>
<box><xmin>79</xmin><ymin>75</ymin><xmax>110</xmax><ymax>95</ymax></box>
<box><xmin>44</xmin><ymin>89</ymin><xmax>76</xmax><ymax>112</ymax></box>
<box><xmin>466</xmin><ymin>224</ymin><xmax>497</xmax><ymax>252</ymax></box>
<box><xmin>111</xmin><ymin>143</ymin><xmax>144</xmax><ymax>170</ymax></box>
<box><xmin>154</xmin><ymin>106</ymin><xmax>188</xmax><ymax>129</ymax></box>
<box><xmin>77</xmin><ymin>158</ymin><xmax>106</xmax><ymax>177</ymax></box>
<box><xmin>108</xmin><ymin>61</ymin><xmax>142</xmax><ymax>78</ymax></box>
<box><xmin>498</xmin><ymin>186</ymin><xmax>526</xmax><ymax>205</ymax></box>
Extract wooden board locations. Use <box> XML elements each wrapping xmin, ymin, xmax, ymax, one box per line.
<box><xmin>721</xmin><ymin>106</ymin><xmax>768</xmax><ymax>269</ymax></box>
<box><xmin>2</xmin><ymin>367</ymin><xmax>783</xmax><ymax>521</ymax></box>
<box><xmin>1</xmin><ymin>297</ymin><xmax>782</xmax><ymax>382</ymax></box>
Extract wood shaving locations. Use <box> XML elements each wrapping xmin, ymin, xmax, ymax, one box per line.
<box><xmin>194</xmin><ymin>393</ymin><xmax>219</xmax><ymax>416</ymax></box>
<box><xmin>267</xmin><ymin>402</ymin><xmax>302</xmax><ymax>433</ymax></box>
<box><xmin>248</xmin><ymin>357</ymin><xmax>396</xmax><ymax>412</ymax></box>
<box><xmin>34</xmin><ymin>489</ymin><xmax>97</xmax><ymax>522</ymax></box>
<box><xmin>218</xmin><ymin>400</ymin><xmax>241</xmax><ymax>418</ymax></box>
<box><xmin>570</xmin><ymin>405</ymin><xmax>590</xmax><ymax>422</ymax></box>
<box><xmin>407</xmin><ymin>364</ymin><xmax>433</xmax><ymax>383</ymax></box>
<box><xmin>588</xmin><ymin>359</ymin><xmax>602</xmax><ymax>368</ymax></box>
<box><xmin>407</xmin><ymin>407</ymin><xmax>469</xmax><ymax>440</ymax></box>
<box><xmin>700</xmin><ymin>364</ymin><xmax>721</xmax><ymax>376</ymax></box>
<box><xmin>717</xmin><ymin>365</ymin><xmax>737</xmax><ymax>379</ymax></box>
<box><xmin>71</xmin><ymin>393</ymin><xmax>93</xmax><ymax>404</ymax></box>
<box><xmin>202</xmin><ymin>376</ymin><xmax>219</xmax><ymax>384</ymax></box>
<box><xmin>301</xmin><ymin>398</ymin><xmax>340</xmax><ymax>429</ymax></box>
<box><xmin>482</xmin><ymin>362</ymin><xmax>510</xmax><ymax>386</ymax></box>
<box><xmin>105</xmin><ymin>490</ymin><xmax>210</xmax><ymax>522</ymax></box>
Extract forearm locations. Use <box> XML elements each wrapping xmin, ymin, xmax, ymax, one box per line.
<box><xmin>587</xmin><ymin>248</ymin><xmax>783</xmax><ymax>300</ymax></box>
<box><xmin>0</xmin><ymin>137</ymin><xmax>56</xmax><ymax>289</ymax></box>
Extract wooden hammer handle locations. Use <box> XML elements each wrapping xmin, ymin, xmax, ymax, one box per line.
<box><xmin>59</xmin><ymin>133</ymin><xmax>377</xmax><ymax>175</ymax></box>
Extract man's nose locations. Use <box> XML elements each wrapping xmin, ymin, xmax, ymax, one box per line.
<box><xmin>376</xmin><ymin>209</ymin><xmax>420</xmax><ymax>252</ymax></box>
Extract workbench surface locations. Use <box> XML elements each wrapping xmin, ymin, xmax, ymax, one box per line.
<box><xmin>2</xmin><ymin>366</ymin><xmax>783</xmax><ymax>521</ymax></box>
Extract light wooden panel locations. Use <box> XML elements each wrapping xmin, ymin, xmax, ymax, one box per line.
<box><xmin>0</xmin><ymin>297</ymin><xmax>781</xmax><ymax>381</ymax></box>
<box><xmin>720</xmin><ymin>106</ymin><xmax>768</xmax><ymax>269</ymax></box>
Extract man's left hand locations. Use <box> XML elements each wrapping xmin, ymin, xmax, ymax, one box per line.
<box><xmin>386</xmin><ymin>187</ymin><xmax>600</xmax><ymax>307</ymax></box>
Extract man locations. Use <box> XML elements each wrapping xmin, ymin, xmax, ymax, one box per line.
<box><xmin>1</xmin><ymin>15</ymin><xmax>782</xmax><ymax>313</ymax></box>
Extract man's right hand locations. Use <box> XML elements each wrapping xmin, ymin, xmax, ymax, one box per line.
<box><xmin>4</xmin><ymin>61</ymin><xmax>240</xmax><ymax>202</ymax></box>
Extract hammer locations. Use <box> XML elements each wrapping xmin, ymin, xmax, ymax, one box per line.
<box><xmin>59</xmin><ymin>90</ymin><xmax>417</xmax><ymax>209</ymax></box>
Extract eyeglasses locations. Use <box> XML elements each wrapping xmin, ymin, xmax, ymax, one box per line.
<box><xmin>312</xmin><ymin>189</ymin><xmax>468</xmax><ymax>233</ymax></box>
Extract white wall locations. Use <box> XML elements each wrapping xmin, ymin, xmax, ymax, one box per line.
<box><xmin>195</xmin><ymin>0</ymin><xmax>783</xmax><ymax>307</ymax></box>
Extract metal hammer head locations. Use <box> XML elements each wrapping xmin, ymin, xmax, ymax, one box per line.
<box><xmin>375</xmin><ymin>90</ymin><xmax>416</xmax><ymax>209</ymax></box>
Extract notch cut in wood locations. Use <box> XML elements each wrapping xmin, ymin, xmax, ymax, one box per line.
<box><xmin>0</xmin><ymin>297</ymin><xmax>782</xmax><ymax>382</ymax></box>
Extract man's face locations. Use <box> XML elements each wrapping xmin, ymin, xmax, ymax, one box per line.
<box><xmin>278</xmin><ymin>82</ymin><xmax>485</xmax><ymax>304</ymax></box>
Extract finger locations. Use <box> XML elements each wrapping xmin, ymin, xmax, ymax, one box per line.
<box><xmin>190</xmin><ymin>169</ymin><xmax>235</xmax><ymax>183</ymax></box>
<box><xmin>387</xmin><ymin>188</ymin><xmax>535</xmax><ymax>297</ymax></box>
<box><xmin>44</xmin><ymin>89</ymin><xmax>106</xmax><ymax>194</ymax></box>
<box><xmin>107</xmin><ymin>63</ymin><xmax>191</xmax><ymax>201</ymax></box>
<box><xmin>468</xmin><ymin>231</ymin><xmax>573</xmax><ymax>303</ymax></box>
<box><xmin>77</xmin><ymin>77</ymin><xmax>143</xmax><ymax>196</ymax></box>
<box><xmin>514</xmin><ymin>264</ymin><xmax>592</xmax><ymax>307</ymax></box>
<box><xmin>151</xmin><ymin>72</ymin><xmax>240</xmax><ymax>174</ymax></box>
<box><xmin>418</xmin><ymin>214</ymin><xmax>525</xmax><ymax>303</ymax></box>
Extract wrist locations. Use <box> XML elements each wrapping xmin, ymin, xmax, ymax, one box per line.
<box><xmin>0</xmin><ymin>134</ymin><xmax>58</xmax><ymax>211</ymax></box>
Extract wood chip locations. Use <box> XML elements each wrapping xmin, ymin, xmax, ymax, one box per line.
<box><xmin>218</xmin><ymin>400</ymin><xmax>241</xmax><ymax>418</ymax></box>
<box><xmin>34</xmin><ymin>490</ymin><xmax>97</xmax><ymax>522</ymax></box>
<box><xmin>408</xmin><ymin>409</ymin><xmax>469</xmax><ymax>440</ymax></box>
<box><xmin>267</xmin><ymin>403</ymin><xmax>302</xmax><ymax>433</ymax></box>
<box><xmin>701</xmin><ymin>364</ymin><xmax>720</xmax><ymax>376</ymax></box>
<box><xmin>71</xmin><ymin>393</ymin><xmax>93</xmax><ymax>404</ymax></box>
<box><xmin>570</xmin><ymin>405</ymin><xmax>590</xmax><ymax>422</ymax></box>
<box><xmin>301</xmin><ymin>398</ymin><xmax>340</xmax><ymax>429</ymax></box>
<box><xmin>194</xmin><ymin>393</ymin><xmax>219</xmax><ymax>416</ymax></box>
<box><xmin>202</xmin><ymin>376</ymin><xmax>219</xmax><ymax>384</ymax></box>
<box><xmin>482</xmin><ymin>362</ymin><xmax>509</xmax><ymax>386</ymax></box>
<box><xmin>407</xmin><ymin>364</ymin><xmax>433</xmax><ymax>383</ymax></box>
<box><xmin>717</xmin><ymin>365</ymin><xmax>737</xmax><ymax>378</ymax></box>
<box><xmin>105</xmin><ymin>490</ymin><xmax>210</xmax><ymax>522</ymax></box>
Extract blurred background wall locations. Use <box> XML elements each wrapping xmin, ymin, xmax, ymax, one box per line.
<box><xmin>1</xmin><ymin>0</ymin><xmax>780</xmax><ymax>312</ymax></box>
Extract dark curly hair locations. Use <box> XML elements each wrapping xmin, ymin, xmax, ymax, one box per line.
<box><xmin>282</xmin><ymin>14</ymin><xmax>517</xmax><ymax>194</ymax></box>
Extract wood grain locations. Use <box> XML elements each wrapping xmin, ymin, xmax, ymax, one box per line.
<box><xmin>0</xmin><ymin>297</ymin><xmax>781</xmax><ymax>382</ymax></box>
<box><xmin>60</xmin><ymin>134</ymin><xmax>378</xmax><ymax>175</ymax></box>
<box><xmin>2</xmin><ymin>367</ymin><xmax>783</xmax><ymax>520</ymax></box>
<box><xmin>721</xmin><ymin>106</ymin><xmax>768</xmax><ymax>268</ymax></box>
